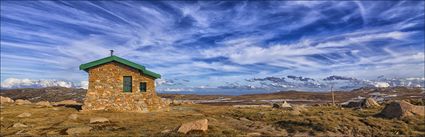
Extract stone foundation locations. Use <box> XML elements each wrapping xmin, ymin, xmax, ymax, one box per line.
<box><xmin>82</xmin><ymin>62</ymin><xmax>168</xmax><ymax>112</ymax></box>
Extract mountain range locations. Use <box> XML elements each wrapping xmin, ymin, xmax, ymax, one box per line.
<box><xmin>1</xmin><ymin>76</ymin><xmax>424</xmax><ymax>94</ymax></box>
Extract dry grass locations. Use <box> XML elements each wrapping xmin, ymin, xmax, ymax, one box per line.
<box><xmin>1</xmin><ymin>103</ymin><xmax>424</xmax><ymax>136</ymax></box>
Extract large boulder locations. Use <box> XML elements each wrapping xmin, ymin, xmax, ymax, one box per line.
<box><xmin>272</xmin><ymin>101</ymin><xmax>292</xmax><ymax>109</ymax></box>
<box><xmin>178</xmin><ymin>119</ymin><xmax>208</xmax><ymax>134</ymax></box>
<box><xmin>362</xmin><ymin>98</ymin><xmax>380</xmax><ymax>108</ymax></box>
<box><xmin>0</xmin><ymin>96</ymin><xmax>14</xmax><ymax>104</ymax></box>
<box><xmin>379</xmin><ymin>101</ymin><xmax>425</xmax><ymax>118</ymax></box>
<box><xmin>15</xmin><ymin>99</ymin><xmax>31</xmax><ymax>105</ymax></box>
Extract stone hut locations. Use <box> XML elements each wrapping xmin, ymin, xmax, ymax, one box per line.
<box><xmin>79</xmin><ymin>54</ymin><xmax>168</xmax><ymax>112</ymax></box>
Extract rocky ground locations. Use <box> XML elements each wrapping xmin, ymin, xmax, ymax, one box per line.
<box><xmin>0</xmin><ymin>87</ymin><xmax>424</xmax><ymax>136</ymax></box>
<box><xmin>1</xmin><ymin>98</ymin><xmax>424</xmax><ymax>136</ymax></box>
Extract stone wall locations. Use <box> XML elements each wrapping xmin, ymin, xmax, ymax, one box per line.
<box><xmin>82</xmin><ymin>62</ymin><xmax>168</xmax><ymax>112</ymax></box>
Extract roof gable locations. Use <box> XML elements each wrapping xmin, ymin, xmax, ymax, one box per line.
<box><xmin>79</xmin><ymin>55</ymin><xmax>161</xmax><ymax>79</ymax></box>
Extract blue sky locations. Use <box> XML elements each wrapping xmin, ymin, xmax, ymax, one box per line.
<box><xmin>1</xmin><ymin>1</ymin><xmax>424</xmax><ymax>93</ymax></box>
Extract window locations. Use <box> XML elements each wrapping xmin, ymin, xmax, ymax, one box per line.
<box><xmin>123</xmin><ymin>76</ymin><xmax>132</xmax><ymax>92</ymax></box>
<box><xmin>140</xmin><ymin>82</ymin><xmax>147</xmax><ymax>92</ymax></box>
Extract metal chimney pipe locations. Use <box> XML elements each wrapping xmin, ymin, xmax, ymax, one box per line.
<box><xmin>110</xmin><ymin>50</ymin><xmax>114</xmax><ymax>56</ymax></box>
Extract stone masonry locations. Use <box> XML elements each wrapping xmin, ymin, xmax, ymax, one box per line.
<box><xmin>82</xmin><ymin>62</ymin><xmax>168</xmax><ymax>112</ymax></box>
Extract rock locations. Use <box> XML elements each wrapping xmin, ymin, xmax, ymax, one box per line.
<box><xmin>46</xmin><ymin>130</ymin><xmax>60</xmax><ymax>135</ymax></box>
<box><xmin>273</xmin><ymin>101</ymin><xmax>291</xmax><ymax>109</ymax></box>
<box><xmin>66</xmin><ymin>126</ymin><xmax>92</xmax><ymax>135</ymax></box>
<box><xmin>68</xmin><ymin>114</ymin><xmax>79</xmax><ymax>120</ymax></box>
<box><xmin>53</xmin><ymin>100</ymin><xmax>80</xmax><ymax>106</ymax></box>
<box><xmin>35</xmin><ymin>101</ymin><xmax>52</xmax><ymax>107</ymax></box>
<box><xmin>272</xmin><ymin>103</ymin><xmax>281</xmax><ymax>108</ymax></box>
<box><xmin>17</xmin><ymin>112</ymin><xmax>31</xmax><ymax>118</ymax></box>
<box><xmin>161</xmin><ymin>98</ymin><xmax>172</xmax><ymax>105</ymax></box>
<box><xmin>13</xmin><ymin>123</ymin><xmax>28</xmax><ymax>128</ymax></box>
<box><xmin>239</xmin><ymin>117</ymin><xmax>251</xmax><ymax>122</ymax></box>
<box><xmin>362</xmin><ymin>98</ymin><xmax>380</xmax><ymax>108</ymax></box>
<box><xmin>281</xmin><ymin>101</ymin><xmax>292</xmax><ymax>108</ymax></box>
<box><xmin>177</xmin><ymin>119</ymin><xmax>208</xmax><ymax>134</ymax></box>
<box><xmin>172</xmin><ymin>100</ymin><xmax>182</xmax><ymax>105</ymax></box>
<box><xmin>344</xmin><ymin>101</ymin><xmax>362</xmax><ymax>108</ymax></box>
<box><xmin>89</xmin><ymin>117</ymin><xmax>109</xmax><ymax>123</ymax></box>
<box><xmin>247</xmin><ymin>132</ymin><xmax>262</xmax><ymax>136</ymax></box>
<box><xmin>161</xmin><ymin>129</ymin><xmax>171</xmax><ymax>133</ymax></box>
<box><xmin>344</xmin><ymin>98</ymin><xmax>380</xmax><ymax>108</ymax></box>
<box><xmin>15</xmin><ymin>99</ymin><xmax>31</xmax><ymax>105</ymax></box>
<box><xmin>379</xmin><ymin>100</ymin><xmax>425</xmax><ymax>118</ymax></box>
<box><xmin>1</xmin><ymin>117</ymin><xmax>3</xmax><ymax>121</ymax></box>
<box><xmin>182</xmin><ymin>101</ymin><xmax>194</xmax><ymax>105</ymax></box>
<box><xmin>0</xmin><ymin>96</ymin><xmax>14</xmax><ymax>104</ymax></box>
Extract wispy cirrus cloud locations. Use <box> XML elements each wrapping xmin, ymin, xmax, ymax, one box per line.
<box><xmin>1</xmin><ymin>1</ymin><xmax>424</xmax><ymax>92</ymax></box>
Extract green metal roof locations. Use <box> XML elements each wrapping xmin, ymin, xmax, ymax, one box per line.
<box><xmin>79</xmin><ymin>55</ymin><xmax>161</xmax><ymax>79</ymax></box>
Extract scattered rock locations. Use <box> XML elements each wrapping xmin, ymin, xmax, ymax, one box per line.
<box><xmin>172</xmin><ymin>100</ymin><xmax>182</xmax><ymax>105</ymax></box>
<box><xmin>35</xmin><ymin>101</ymin><xmax>52</xmax><ymax>107</ymax></box>
<box><xmin>178</xmin><ymin>119</ymin><xmax>208</xmax><ymax>134</ymax></box>
<box><xmin>66</xmin><ymin>126</ymin><xmax>92</xmax><ymax>135</ymax></box>
<box><xmin>239</xmin><ymin>117</ymin><xmax>251</xmax><ymax>122</ymax></box>
<box><xmin>68</xmin><ymin>114</ymin><xmax>79</xmax><ymax>120</ymax></box>
<box><xmin>379</xmin><ymin>100</ymin><xmax>425</xmax><ymax>118</ymax></box>
<box><xmin>13</xmin><ymin>123</ymin><xmax>28</xmax><ymax>128</ymax></box>
<box><xmin>15</xmin><ymin>99</ymin><xmax>31</xmax><ymax>105</ymax></box>
<box><xmin>17</xmin><ymin>112</ymin><xmax>31</xmax><ymax>118</ymax></box>
<box><xmin>0</xmin><ymin>96</ymin><xmax>14</xmax><ymax>104</ymax></box>
<box><xmin>46</xmin><ymin>130</ymin><xmax>60</xmax><ymax>135</ymax></box>
<box><xmin>1</xmin><ymin>117</ymin><xmax>3</xmax><ymax>121</ymax></box>
<box><xmin>89</xmin><ymin>117</ymin><xmax>109</xmax><ymax>124</ymax></box>
<box><xmin>233</xmin><ymin>105</ymin><xmax>271</xmax><ymax>108</ymax></box>
<box><xmin>161</xmin><ymin>129</ymin><xmax>171</xmax><ymax>134</ymax></box>
<box><xmin>247</xmin><ymin>132</ymin><xmax>262</xmax><ymax>136</ymax></box>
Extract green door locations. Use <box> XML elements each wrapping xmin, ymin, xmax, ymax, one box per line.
<box><xmin>123</xmin><ymin>76</ymin><xmax>132</xmax><ymax>92</ymax></box>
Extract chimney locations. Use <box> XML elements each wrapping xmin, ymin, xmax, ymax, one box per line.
<box><xmin>110</xmin><ymin>50</ymin><xmax>114</xmax><ymax>56</ymax></box>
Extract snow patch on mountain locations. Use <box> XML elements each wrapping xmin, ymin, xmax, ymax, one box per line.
<box><xmin>373</xmin><ymin>82</ymin><xmax>390</xmax><ymax>88</ymax></box>
<box><xmin>1</xmin><ymin>78</ymin><xmax>87</xmax><ymax>89</ymax></box>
